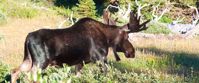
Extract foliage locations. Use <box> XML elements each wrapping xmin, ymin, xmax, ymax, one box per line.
<box><xmin>0</xmin><ymin>0</ymin><xmax>39</xmax><ymax>19</ymax></box>
<box><xmin>0</xmin><ymin>0</ymin><xmax>199</xmax><ymax>82</ymax></box>
<box><xmin>144</xmin><ymin>23</ymin><xmax>172</xmax><ymax>34</ymax></box>
<box><xmin>52</xmin><ymin>6</ymin><xmax>72</xmax><ymax>16</ymax></box>
<box><xmin>73</xmin><ymin>0</ymin><xmax>97</xmax><ymax>18</ymax></box>
<box><xmin>6</xmin><ymin>62</ymin><xmax>185</xmax><ymax>83</ymax></box>
<box><xmin>9</xmin><ymin>6</ymin><xmax>39</xmax><ymax>18</ymax></box>
<box><xmin>1</xmin><ymin>39</ymin><xmax>199</xmax><ymax>82</ymax></box>
<box><xmin>53</xmin><ymin>0</ymin><xmax>78</xmax><ymax>8</ymax></box>
<box><xmin>0</xmin><ymin>62</ymin><xmax>9</xmax><ymax>82</ymax></box>
<box><xmin>0</xmin><ymin>10</ymin><xmax>6</xmax><ymax>25</ymax></box>
<box><xmin>159</xmin><ymin>15</ymin><xmax>173</xmax><ymax>23</ymax></box>
<box><xmin>0</xmin><ymin>0</ymin><xmax>7</xmax><ymax>24</ymax></box>
<box><xmin>18</xmin><ymin>65</ymin><xmax>72</xmax><ymax>83</ymax></box>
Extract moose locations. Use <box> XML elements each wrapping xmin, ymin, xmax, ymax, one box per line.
<box><xmin>11</xmin><ymin>10</ymin><xmax>150</xmax><ymax>83</ymax></box>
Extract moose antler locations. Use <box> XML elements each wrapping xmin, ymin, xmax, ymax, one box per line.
<box><xmin>128</xmin><ymin>10</ymin><xmax>150</xmax><ymax>33</ymax></box>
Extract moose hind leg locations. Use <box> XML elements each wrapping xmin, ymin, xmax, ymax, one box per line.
<box><xmin>11</xmin><ymin>59</ymin><xmax>32</xmax><ymax>83</ymax></box>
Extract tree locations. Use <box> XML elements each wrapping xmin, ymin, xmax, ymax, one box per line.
<box><xmin>74</xmin><ymin>0</ymin><xmax>97</xmax><ymax>18</ymax></box>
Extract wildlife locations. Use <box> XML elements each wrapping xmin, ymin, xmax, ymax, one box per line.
<box><xmin>11</xmin><ymin>10</ymin><xmax>150</xmax><ymax>83</ymax></box>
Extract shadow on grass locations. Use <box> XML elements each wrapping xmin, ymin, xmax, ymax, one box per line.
<box><xmin>137</xmin><ymin>47</ymin><xmax>199</xmax><ymax>71</ymax></box>
<box><xmin>109</xmin><ymin>46</ymin><xmax>199</xmax><ymax>80</ymax></box>
<box><xmin>135</xmin><ymin>47</ymin><xmax>199</xmax><ymax>81</ymax></box>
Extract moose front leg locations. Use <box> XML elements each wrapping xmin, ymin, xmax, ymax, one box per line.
<box><xmin>97</xmin><ymin>56</ymin><xmax>108</xmax><ymax>74</ymax></box>
<box><xmin>112</xmin><ymin>46</ymin><xmax>121</xmax><ymax>61</ymax></box>
<box><xmin>75</xmin><ymin>63</ymin><xmax>83</xmax><ymax>77</ymax></box>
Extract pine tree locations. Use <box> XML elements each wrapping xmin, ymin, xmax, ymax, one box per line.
<box><xmin>74</xmin><ymin>0</ymin><xmax>97</xmax><ymax>18</ymax></box>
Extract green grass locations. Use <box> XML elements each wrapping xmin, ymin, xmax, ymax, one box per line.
<box><xmin>1</xmin><ymin>38</ymin><xmax>199</xmax><ymax>83</ymax></box>
<box><xmin>0</xmin><ymin>0</ymin><xmax>198</xmax><ymax>82</ymax></box>
<box><xmin>8</xmin><ymin>6</ymin><xmax>39</xmax><ymax>19</ymax></box>
<box><xmin>1</xmin><ymin>52</ymin><xmax>198</xmax><ymax>83</ymax></box>
<box><xmin>0</xmin><ymin>0</ymin><xmax>39</xmax><ymax>19</ymax></box>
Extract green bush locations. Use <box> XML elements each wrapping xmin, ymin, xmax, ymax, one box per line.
<box><xmin>8</xmin><ymin>6</ymin><xmax>39</xmax><ymax>18</ymax></box>
<box><xmin>0</xmin><ymin>10</ymin><xmax>6</xmax><ymax>24</ymax></box>
<box><xmin>52</xmin><ymin>7</ymin><xmax>71</xmax><ymax>16</ymax></box>
<box><xmin>144</xmin><ymin>23</ymin><xmax>172</xmax><ymax>34</ymax></box>
<box><xmin>73</xmin><ymin>0</ymin><xmax>97</xmax><ymax>18</ymax></box>
<box><xmin>15</xmin><ymin>62</ymin><xmax>185</xmax><ymax>83</ymax></box>
<box><xmin>159</xmin><ymin>15</ymin><xmax>173</xmax><ymax>23</ymax></box>
<box><xmin>0</xmin><ymin>0</ymin><xmax>39</xmax><ymax>19</ymax></box>
<box><xmin>0</xmin><ymin>62</ymin><xmax>9</xmax><ymax>82</ymax></box>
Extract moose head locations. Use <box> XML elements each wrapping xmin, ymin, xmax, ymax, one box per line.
<box><xmin>102</xmin><ymin>10</ymin><xmax>150</xmax><ymax>61</ymax></box>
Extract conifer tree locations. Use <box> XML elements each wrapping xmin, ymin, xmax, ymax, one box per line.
<box><xmin>74</xmin><ymin>0</ymin><xmax>97</xmax><ymax>18</ymax></box>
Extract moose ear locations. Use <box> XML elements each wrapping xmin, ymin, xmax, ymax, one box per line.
<box><xmin>103</xmin><ymin>10</ymin><xmax>109</xmax><ymax>24</ymax></box>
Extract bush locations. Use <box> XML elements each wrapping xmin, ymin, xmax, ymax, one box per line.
<box><xmin>0</xmin><ymin>0</ymin><xmax>39</xmax><ymax>19</ymax></box>
<box><xmin>0</xmin><ymin>10</ymin><xmax>6</xmax><ymax>25</ymax></box>
<box><xmin>159</xmin><ymin>15</ymin><xmax>173</xmax><ymax>23</ymax></box>
<box><xmin>0</xmin><ymin>62</ymin><xmax>9</xmax><ymax>82</ymax></box>
<box><xmin>8</xmin><ymin>6</ymin><xmax>39</xmax><ymax>18</ymax></box>
<box><xmin>73</xmin><ymin>0</ymin><xmax>97</xmax><ymax>18</ymax></box>
<box><xmin>52</xmin><ymin>7</ymin><xmax>71</xmax><ymax>16</ymax></box>
<box><xmin>144</xmin><ymin>23</ymin><xmax>172</xmax><ymax>34</ymax></box>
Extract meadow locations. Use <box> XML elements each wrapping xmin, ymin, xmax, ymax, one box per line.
<box><xmin>0</xmin><ymin>0</ymin><xmax>199</xmax><ymax>83</ymax></box>
<box><xmin>0</xmin><ymin>16</ymin><xmax>199</xmax><ymax>82</ymax></box>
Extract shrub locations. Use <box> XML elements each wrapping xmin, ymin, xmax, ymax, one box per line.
<box><xmin>0</xmin><ymin>10</ymin><xmax>6</xmax><ymax>25</ymax></box>
<box><xmin>73</xmin><ymin>0</ymin><xmax>97</xmax><ymax>18</ymax></box>
<box><xmin>8</xmin><ymin>6</ymin><xmax>39</xmax><ymax>18</ymax></box>
<box><xmin>0</xmin><ymin>62</ymin><xmax>9</xmax><ymax>82</ymax></box>
<box><xmin>18</xmin><ymin>64</ymin><xmax>72</xmax><ymax>83</ymax></box>
<box><xmin>0</xmin><ymin>0</ymin><xmax>39</xmax><ymax>19</ymax></box>
<box><xmin>159</xmin><ymin>15</ymin><xmax>173</xmax><ymax>23</ymax></box>
<box><xmin>52</xmin><ymin>7</ymin><xmax>71</xmax><ymax>16</ymax></box>
<box><xmin>144</xmin><ymin>23</ymin><xmax>172</xmax><ymax>34</ymax></box>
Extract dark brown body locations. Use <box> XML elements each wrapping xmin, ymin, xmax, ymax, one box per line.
<box><xmin>11</xmin><ymin>10</ymin><xmax>150</xmax><ymax>83</ymax></box>
<box><xmin>11</xmin><ymin>17</ymin><xmax>135</xmax><ymax>83</ymax></box>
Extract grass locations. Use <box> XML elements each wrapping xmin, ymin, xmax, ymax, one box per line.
<box><xmin>8</xmin><ymin>6</ymin><xmax>39</xmax><ymax>19</ymax></box>
<box><xmin>0</xmin><ymin>37</ymin><xmax>199</xmax><ymax>83</ymax></box>
<box><xmin>0</xmin><ymin>0</ymin><xmax>198</xmax><ymax>82</ymax></box>
<box><xmin>0</xmin><ymin>0</ymin><xmax>40</xmax><ymax>19</ymax></box>
<box><xmin>0</xmin><ymin>8</ymin><xmax>198</xmax><ymax>82</ymax></box>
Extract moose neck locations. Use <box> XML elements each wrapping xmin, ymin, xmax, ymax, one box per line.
<box><xmin>72</xmin><ymin>17</ymin><xmax>128</xmax><ymax>45</ymax></box>
<box><xmin>100</xmin><ymin>24</ymin><xmax>129</xmax><ymax>46</ymax></box>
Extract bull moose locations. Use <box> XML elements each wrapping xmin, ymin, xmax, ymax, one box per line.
<box><xmin>11</xmin><ymin>10</ymin><xmax>150</xmax><ymax>83</ymax></box>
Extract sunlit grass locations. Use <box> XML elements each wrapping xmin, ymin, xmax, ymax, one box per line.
<box><xmin>1</xmin><ymin>32</ymin><xmax>199</xmax><ymax>82</ymax></box>
<box><xmin>0</xmin><ymin>0</ymin><xmax>199</xmax><ymax>82</ymax></box>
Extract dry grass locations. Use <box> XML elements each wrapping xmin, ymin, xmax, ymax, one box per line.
<box><xmin>0</xmin><ymin>15</ymin><xmax>199</xmax><ymax>82</ymax></box>
<box><xmin>0</xmin><ymin>13</ymin><xmax>65</xmax><ymax>68</ymax></box>
<box><xmin>131</xmin><ymin>38</ymin><xmax>199</xmax><ymax>55</ymax></box>
<box><xmin>0</xmin><ymin>14</ymin><xmax>199</xmax><ymax>82</ymax></box>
